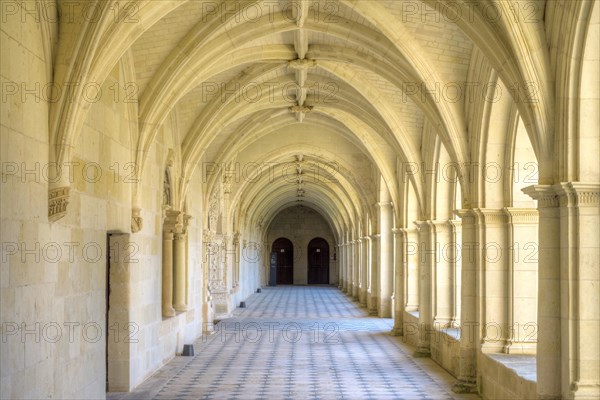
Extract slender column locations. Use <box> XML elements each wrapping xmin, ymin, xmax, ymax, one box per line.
<box><xmin>162</xmin><ymin>209</ymin><xmax>182</xmax><ymax>318</ymax></box>
<box><xmin>414</xmin><ymin>221</ymin><xmax>433</xmax><ymax>357</ymax></box>
<box><xmin>391</xmin><ymin>228</ymin><xmax>405</xmax><ymax>335</ymax></box>
<box><xmin>173</xmin><ymin>231</ymin><xmax>187</xmax><ymax>312</ymax></box>
<box><xmin>473</xmin><ymin>209</ymin><xmax>510</xmax><ymax>353</ymax></box>
<box><xmin>368</xmin><ymin>234</ymin><xmax>380</xmax><ymax>315</ymax></box>
<box><xmin>338</xmin><ymin>243</ymin><xmax>346</xmax><ymax>290</ymax></box>
<box><xmin>430</xmin><ymin>221</ymin><xmax>454</xmax><ymax>328</ymax></box>
<box><xmin>346</xmin><ymin>241</ymin><xmax>353</xmax><ymax>295</ymax></box>
<box><xmin>452</xmin><ymin>210</ymin><xmax>477</xmax><ymax>393</ymax></box>
<box><xmin>448</xmin><ymin>220</ymin><xmax>462</xmax><ymax>325</ymax></box>
<box><xmin>503</xmin><ymin>208</ymin><xmax>538</xmax><ymax>354</ymax></box>
<box><xmin>359</xmin><ymin>236</ymin><xmax>370</xmax><ymax>306</ymax></box>
<box><xmin>378</xmin><ymin>202</ymin><xmax>394</xmax><ymax>317</ymax></box>
<box><xmin>343</xmin><ymin>242</ymin><xmax>350</xmax><ymax>293</ymax></box>
<box><xmin>404</xmin><ymin>228</ymin><xmax>419</xmax><ymax>311</ymax></box>
<box><xmin>352</xmin><ymin>239</ymin><xmax>361</xmax><ymax>299</ymax></box>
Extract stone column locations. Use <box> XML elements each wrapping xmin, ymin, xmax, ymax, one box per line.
<box><xmin>368</xmin><ymin>234</ymin><xmax>380</xmax><ymax>315</ymax></box>
<box><xmin>414</xmin><ymin>221</ymin><xmax>433</xmax><ymax>357</ymax></box>
<box><xmin>173</xmin><ymin>231</ymin><xmax>187</xmax><ymax>312</ymax></box>
<box><xmin>404</xmin><ymin>228</ymin><xmax>419</xmax><ymax>312</ymax></box>
<box><xmin>359</xmin><ymin>236</ymin><xmax>370</xmax><ymax>307</ymax></box>
<box><xmin>339</xmin><ymin>243</ymin><xmax>346</xmax><ymax>291</ymax></box>
<box><xmin>448</xmin><ymin>220</ymin><xmax>462</xmax><ymax>325</ymax></box>
<box><xmin>378</xmin><ymin>202</ymin><xmax>394</xmax><ymax>317</ymax></box>
<box><xmin>503</xmin><ymin>208</ymin><xmax>538</xmax><ymax>354</ymax></box>
<box><xmin>353</xmin><ymin>239</ymin><xmax>361</xmax><ymax>299</ymax></box>
<box><xmin>162</xmin><ymin>210</ymin><xmax>181</xmax><ymax>318</ymax></box>
<box><xmin>391</xmin><ymin>228</ymin><xmax>405</xmax><ymax>336</ymax></box>
<box><xmin>473</xmin><ymin>209</ymin><xmax>510</xmax><ymax>353</ymax></box>
<box><xmin>346</xmin><ymin>241</ymin><xmax>353</xmax><ymax>295</ymax></box>
<box><xmin>430</xmin><ymin>221</ymin><xmax>454</xmax><ymax>329</ymax></box>
<box><xmin>525</xmin><ymin>183</ymin><xmax>600</xmax><ymax>399</ymax></box>
<box><xmin>452</xmin><ymin>210</ymin><xmax>477</xmax><ymax>393</ymax></box>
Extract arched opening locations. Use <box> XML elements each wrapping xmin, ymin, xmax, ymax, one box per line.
<box><xmin>307</xmin><ymin>238</ymin><xmax>330</xmax><ymax>284</ymax></box>
<box><xmin>272</xmin><ymin>238</ymin><xmax>294</xmax><ymax>285</ymax></box>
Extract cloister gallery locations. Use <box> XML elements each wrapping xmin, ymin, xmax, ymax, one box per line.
<box><xmin>0</xmin><ymin>1</ymin><xmax>599</xmax><ymax>399</ymax></box>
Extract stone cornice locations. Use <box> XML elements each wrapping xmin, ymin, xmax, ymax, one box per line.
<box><xmin>523</xmin><ymin>183</ymin><xmax>600</xmax><ymax>208</ymax></box>
<box><xmin>553</xmin><ymin>182</ymin><xmax>600</xmax><ymax>207</ymax></box>
<box><xmin>502</xmin><ymin>207</ymin><xmax>538</xmax><ymax>224</ymax></box>
<box><xmin>472</xmin><ymin>208</ymin><xmax>508</xmax><ymax>224</ymax></box>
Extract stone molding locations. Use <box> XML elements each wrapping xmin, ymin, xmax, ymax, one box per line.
<box><xmin>502</xmin><ymin>207</ymin><xmax>538</xmax><ymax>224</ymax></box>
<box><xmin>48</xmin><ymin>186</ymin><xmax>70</xmax><ymax>222</ymax></box>
<box><xmin>523</xmin><ymin>183</ymin><xmax>600</xmax><ymax>209</ymax></box>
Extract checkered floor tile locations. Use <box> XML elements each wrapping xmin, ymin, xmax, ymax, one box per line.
<box><xmin>108</xmin><ymin>286</ymin><xmax>480</xmax><ymax>400</ymax></box>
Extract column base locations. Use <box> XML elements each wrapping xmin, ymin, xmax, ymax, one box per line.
<box><xmin>389</xmin><ymin>326</ymin><xmax>403</xmax><ymax>336</ymax></box>
<box><xmin>162</xmin><ymin>306</ymin><xmax>176</xmax><ymax>318</ymax></box>
<box><xmin>451</xmin><ymin>378</ymin><xmax>477</xmax><ymax>394</ymax></box>
<box><xmin>413</xmin><ymin>346</ymin><xmax>430</xmax><ymax>358</ymax></box>
<box><xmin>174</xmin><ymin>304</ymin><xmax>188</xmax><ymax>313</ymax></box>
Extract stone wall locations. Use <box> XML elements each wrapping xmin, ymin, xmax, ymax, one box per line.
<box><xmin>266</xmin><ymin>206</ymin><xmax>337</xmax><ymax>285</ymax></box>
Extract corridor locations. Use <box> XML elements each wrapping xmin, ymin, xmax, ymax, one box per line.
<box><xmin>109</xmin><ymin>287</ymin><xmax>480</xmax><ymax>400</ymax></box>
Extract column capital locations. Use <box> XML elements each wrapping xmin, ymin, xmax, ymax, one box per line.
<box><xmin>502</xmin><ymin>207</ymin><xmax>539</xmax><ymax>224</ymax></box>
<box><xmin>376</xmin><ymin>201</ymin><xmax>393</xmax><ymax>208</ymax></box>
<box><xmin>164</xmin><ymin>209</ymin><xmax>183</xmax><ymax>233</ymax></box>
<box><xmin>522</xmin><ymin>184</ymin><xmax>559</xmax><ymax>208</ymax></box>
<box><xmin>553</xmin><ymin>182</ymin><xmax>600</xmax><ymax>207</ymax></box>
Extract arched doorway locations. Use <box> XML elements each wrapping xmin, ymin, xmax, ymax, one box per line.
<box><xmin>307</xmin><ymin>238</ymin><xmax>329</xmax><ymax>284</ymax></box>
<box><xmin>272</xmin><ymin>238</ymin><xmax>294</xmax><ymax>285</ymax></box>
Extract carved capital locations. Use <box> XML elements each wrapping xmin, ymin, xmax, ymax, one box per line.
<box><xmin>48</xmin><ymin>186</ymin><xmax>70</xmax><ymax>222</ymax></box>
<box><xmin>164</xmin><ymin>209</ymin><xmax>183</xmax><ymax>233</ymax></box>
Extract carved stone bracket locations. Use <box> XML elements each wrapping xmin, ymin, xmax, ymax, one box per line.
<box><xmin>131</xmin><ymin>207</ymin><xmax>143</xmax><ymax>233</ymax></box>
<box><xmin>48</xmin><ymin>186</ymin><xmax>70</xmax><ymax>222</ymax></box>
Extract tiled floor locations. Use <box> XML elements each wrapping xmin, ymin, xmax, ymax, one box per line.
<box><xmin>108</xmin><ymin>286</ymin><xmax>481</xmax><ymax>400</ymax></box>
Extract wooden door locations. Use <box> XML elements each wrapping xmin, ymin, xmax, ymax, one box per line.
<box><xmin>272</xmin><ymin>238</ymin><xmax>293</xmax><ymax>284</ymax></box>
<box><xmin>307</xmin><ymin>238</ymin><xmax>329</xmax><ymax>284</ymax></box>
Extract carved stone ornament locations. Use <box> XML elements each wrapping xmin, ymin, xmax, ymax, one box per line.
<box><xmin>287</xmin><ymin>58</ymin><xmax>317</xmax><ymax>71</ymax></box>
<box><xmin>289</xmin><ymin>104</ymin><xmax>313</xmax><ymax>113</ymax></box>
<box><xmin>131</xmin><ymin>207</ymin><xmax>143</xmax><ymax>233</ymax></box>
<box><xmin>48</xmin><ymin>186</ymin><xmax>70</xmax><ymax>222</ymax></box>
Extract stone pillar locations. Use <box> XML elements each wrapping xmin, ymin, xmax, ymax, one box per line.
<box><xmin>448</xmin><ymin>220</ymin><xmax>462</xmax><ymax>325</ymax></box>
<box><xmin>452</xmin><ymin>210</ymin><xmax>477</xmax><ymax>393</ymax></box>
<box><xmin>430</xmin><ymin>221</ymin><xmax>455</xmax><ymax>328</ymax></box>
<box><xmin>173</xmin><ymin>231</ymin><xmax>187</xmax><ymax>312</ymax></box>
<box><xmin>359</xmin><ymin>236</ymin><xmax>370</xmax><ymax>307</ymax></box>
<box><xmin>342</xmin><ymin>242</ymin><xmax>349</xmax><ymax>293</ymax></box>
<box><xmin>162</xmin><ymin>225</ymin><xmax>176</xmax><ymax>318</ymax></box>
<box><xmin>404</xmin><ymin>228</ymin><xmax>419</xmax><ymax>312</ymax></box>
<box><xmin>378</xmin><ymin>202</ymin><xmax>394</xmax><ymax>317</ymax></box>
<box><xmin>337</xmin><ymin>244</ymin><xmax>343</xmax><ymax>289</ymax></box>
<box><xmin>414</xmin><ymin>221</ymin><xmax>432</xmax><ymax>357</ymax></box>
<box><xmin>503</xmin><ymin>208</ymin><xmax>538</xmax><ymax>354</ymax></box>
<box><xmin>368</xmin><ymin>234</ymin><xmax>380</xmax><ymax>315</ymax></box>
<box><xmin>525</xmin><ymin>183</ymin><xmax>600</xmax><ymax>400</ymax></box>
<box><xmin>473</xmin><ymin>209</ymin><xmax>510</xmax><ymax>353</ymax></box>
<box><xmin>391</xmin><ymin>228</ymin><xmax>405</xmax><ymax>336</ymax></box>
<box><xmin>346</xmin><ymin>241</ymin><xmax>353</xmax><ymax>295</ymax></box>
<box><xmin>352</xmin><ymin>239</ymin><xmax>361</xmax><ymax>299</ymax></box>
